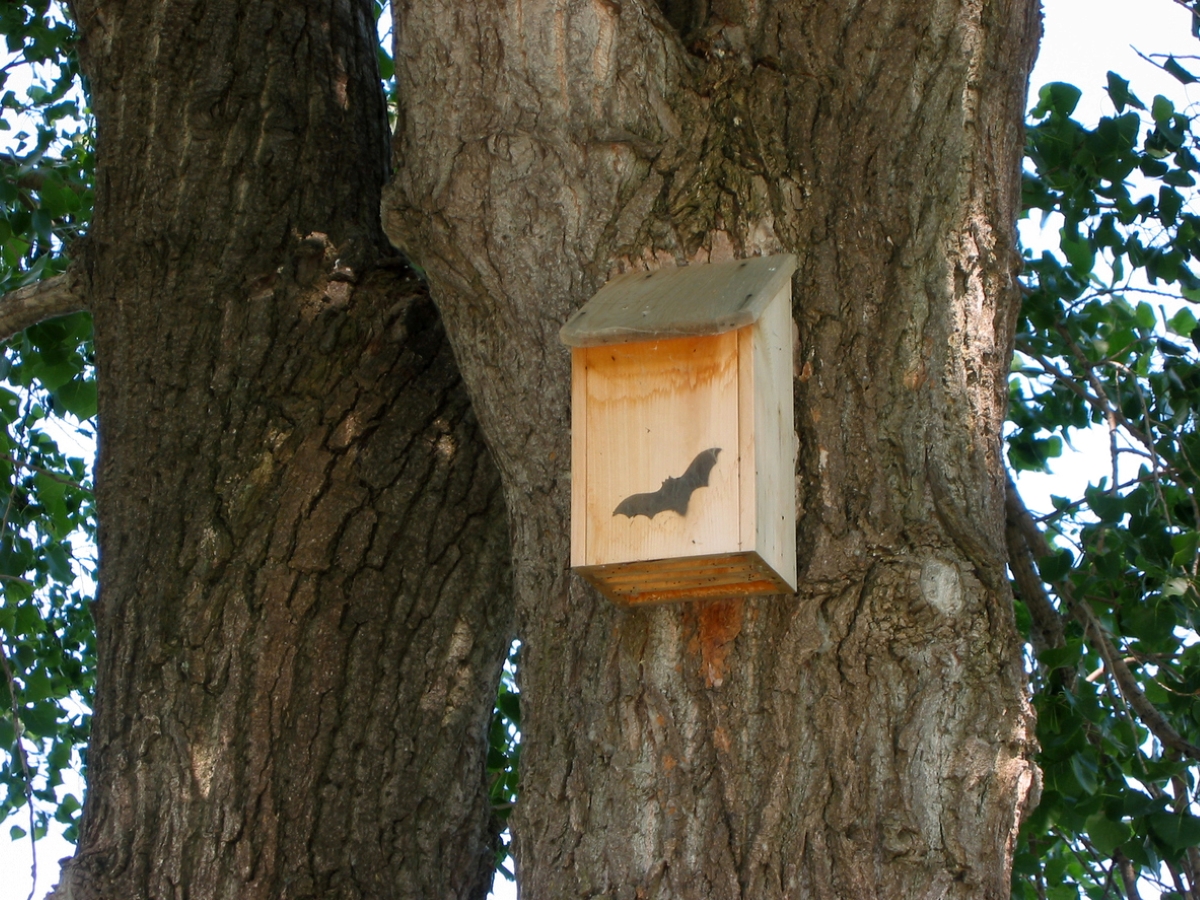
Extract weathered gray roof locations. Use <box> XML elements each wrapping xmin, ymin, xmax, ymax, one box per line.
<box><xmin>559</xmin><ymin>254</ymin><xmax>797</xmax><ymax>347</ymax></box>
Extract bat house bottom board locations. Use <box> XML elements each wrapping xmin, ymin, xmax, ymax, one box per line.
<box><xmin>574</xmin><ymin>551</ymin><xmax>792</xmax><ymax>605</ymax></box>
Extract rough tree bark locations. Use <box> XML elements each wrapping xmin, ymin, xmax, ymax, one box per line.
<box><xmin>48</xmin><ymin>1</ymin><xmax>513</xmax><ymax>898</ymax></box>
<box><xmin>22</xmin><ymin>0</ymin><xmax>1046</xmax><ymax>896</ymax></box>
<box><xmin>384</xmin><ymin>0</ymin><xmax>1042</xmax><ymax>897</ymax></box>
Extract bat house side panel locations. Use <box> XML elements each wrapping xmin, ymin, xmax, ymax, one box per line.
<box><xmin>583</xmin><ymin>335</ymin><xmax>740</xmax><ymax>567</ymax></box>
<box><xmin>753</xmin><ymin>285</ymin><xmax>798</xmax><ymax>590</ymax></box>
<box><xmin>570</xmin><ymin>348</ymin><xmax>588</xmax><ymax>568</ymax></box>
<box><xmin>737</xmin><ymin>324</ymin><xmax>756</xmax><ymax>556</ymax></box>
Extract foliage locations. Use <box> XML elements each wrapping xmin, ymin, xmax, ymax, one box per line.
<box><xmin>1009</xmin><ymin>56</ymin><xmax>1200</xmax><ymax>899</ymax></box>
<box><xmin>372</xmin><ymin>0</ymin><xmax>398</xmax><ymax>125</ymax></box>
<box><xmin>0</xmin><ymin>0</ymin><xmax>90</xmax><ymax>294</ymax></box>
<box><xmin>0</xmin><ymin>0</ymin><xmax>95</xmax><ymax>853</ymax></box>
<box><xmin>488</xmin><ymin>643</ymin><xmax>521</xmax><ymax>882</ymax></box>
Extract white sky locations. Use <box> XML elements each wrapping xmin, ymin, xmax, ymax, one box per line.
<box><xmin>3</xmin><ymin>2</ymin><xmax>1197</xmax><ymax>899</ymax></box>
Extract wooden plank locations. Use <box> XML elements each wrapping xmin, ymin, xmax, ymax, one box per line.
<box><xmin>602</xmin><ymin>569</ymin><xmax>771</xmax><ymax>588</ymax></box>
<box><xmin>577</xmin><ymin>552</ymin><xmax>760</xmax><ymax>581</ymax></box>
<box><xmin>599</xmin><ymin>561</ymin><xmax>763</xmax><ymax>582</ymax></box>
<box><xmin>560</xmin><ymin>255</ymin><xmax>797</xmax><ymax>347</ymax></box>
<box><xmin>592</xmin><ymin>554</ymin><xmax>776</xmax><ymax>581</ymax></box>
<box><xmin>737</xmin><ymin>322</ymin><xmax>755</xmax><ymax>557</ymax></box>
<box><xmin>576</xmin><ymin>551</ymin><xmax>793</xmax><ymax>605</ymax></box>
<box><xmin>570</xmin><ymin>348</ymin><xmax>588</xmax><ymax>568</ymax></box>
<box><xmin>752</xmin><ymin>284</ymin><xmax>798</xmax><ymax>591</ymax></box>
<box><xmin>583</xmin><ymin>333</ymin><xmax>741</xmax><ymax>567</ymax></box>
<box><xmin>618</xmin><ymin>582</ymin><xmax>780</xmax><ymax>606</ymax></box>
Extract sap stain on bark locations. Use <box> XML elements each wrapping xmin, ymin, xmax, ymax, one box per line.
<box><xmin>686</xmin><ymin>598</ymin><xmax>744</xmax><ymax>687</ymax></box>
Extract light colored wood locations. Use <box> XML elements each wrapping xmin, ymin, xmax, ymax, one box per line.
<box><xmin>583</xmin><ymin>333</ymin><xmax>740</xmax><ymax>567</ymax></box>
<box><xmin>565</xmin><ymin>260</ymin><xmax>797</xmax><ymax>603</ymax></box>
<box><xmin>570</xmin><ymin>348</ymin><xmax>588</xmax><ymax>568</ymax></box>
<box><xmin>737</xmin><ymin>321</ymin><xmax>756</xmax><ymax>557</ymax></box>
<box><xmin>560</xmin><ymin>255</ymin><xmax>797</xmax><ymax>347</ymax></box>
<box><xmin>752</xmin><ymin>284</ymin><xmax>798</xmax><ymax>590</ymax></box>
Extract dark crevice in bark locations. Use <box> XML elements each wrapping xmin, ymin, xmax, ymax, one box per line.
<box><xmin>654</xmin><ymin>0</ymin><xmax>709</xmax><ymax>42</ymax></box>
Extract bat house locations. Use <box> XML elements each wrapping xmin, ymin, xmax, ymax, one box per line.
<box><xmin>560</xmin><ymin>255</ymin><xmax>798</xmax><ymax>605</ymax></box>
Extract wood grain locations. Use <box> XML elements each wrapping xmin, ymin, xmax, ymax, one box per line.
<box><xmin>750</xmin><ymin>283</ymin><xmax>797</xmax><ymax>590</ymax></box>
<box><xmin>582</xmin><ymin>332</ymin><xmax>740</xmax><ymax>566</ymax></box>
<box><xmin>575</xmin><ymin>551</ymin><xmax>792</xmax><ymax>605</ymax></box>
<box><xmin>570</xmin><ymin>348</ymin><xmax>588</xmax><ymax>568</ymax></box>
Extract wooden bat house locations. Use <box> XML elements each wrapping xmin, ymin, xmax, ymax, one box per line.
<box><xmin>560</xmin><ymin>255</ymin><xmax>798</xmax><ymax>605</ymax></box>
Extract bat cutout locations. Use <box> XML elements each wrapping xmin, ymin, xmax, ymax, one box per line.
<box><xmin>613</xmin><ymin>448</ymin><xmax>721</xmax><ymax>519</ymax></box>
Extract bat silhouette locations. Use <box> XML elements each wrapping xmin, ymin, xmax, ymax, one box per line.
<box><xmin>613</xmin><ymin>448</ymin><xmax>721</xmax><ymax>519</ymax></box>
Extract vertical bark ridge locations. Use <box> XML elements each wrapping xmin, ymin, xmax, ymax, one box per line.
<box><xmin>58</xmin><ymin>1</ymin><xmax>512</xmax><ymax>897</ymax></box>
<box><xmin>387</xmin><ymin>0</ymin><xmax>1041</xmax><ymax>897</ymax></box>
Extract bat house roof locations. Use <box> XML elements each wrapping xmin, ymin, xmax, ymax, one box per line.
<box><xmin>559</xmin><ymin>254</ymin><xmax>797</xmax><ymax>348</ymax></box>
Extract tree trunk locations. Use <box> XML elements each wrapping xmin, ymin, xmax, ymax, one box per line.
<box><xmin>53</xmin><ymin>2</ymin><xmax>512</xmax><ymax>898</ymax></box>
<box><xmin>384</xmin><ymin>0</ymin><xmax>1042</xmax><ymax>897</ymax></box>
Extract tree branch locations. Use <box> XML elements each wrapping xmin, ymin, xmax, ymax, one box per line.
<box><xmin>1006</xmin><ymin>476</ymin><xmax>1200</xmax><ymax>762</ymax></box>
<box><xmin>1076</xmin><ymin>599</ymin><xmax>1200</xmax><ymax>762</ymax></box>
<box><xmin>926</xmin><ymin>455</ymin><xmax>1005</xmax><ymax>591</ymax></box>
<box><xmin>0</xmin><ymin>151</ymin><xmax>85</xmax><ymax>194</ymax></box>
<box><xmin>1053</xmin><ymin>324</ymin><xmax>1158</xmax><ymax>454</ymax></box>
<box><xmin>2</xmin><ymin>453</ymin><xmax>91</xmax><ymax>492</ymax></box>
<box><xmin>1003</xmin><ymin>475</ymin><xmax>1070</xmax><ymax>652</ymax></box>
<box><xmin>1003</xmin><ymin>504</ymin><xmax>1067</xmax><ymax>655</ymax></box>
<box><xmin>0</xmin><ymin>270</ymin><xmax>88</xmax><ymax>343</ymax></box>
<box><xmin>1114</xmin><ymin>849</ymin><xmax>1143</xmax><ymax>900</ymax></box>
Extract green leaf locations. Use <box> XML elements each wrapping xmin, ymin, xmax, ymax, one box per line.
<box><xmin>55</xmin><ymin>792</ymin><xmax>80</xmax><ymax>820</ymax></box>
<box><xmin>1088</xmin><ymin>491</ymin><xmax>1125</xmax><ymax>524</ymax></box>
<box><xmin>1060</xmin><ymin>228</ymin><xmax>1095</xmax><ymax>275</ymax></box>
<box><xmin>1046</xmin><ymin>884</ymin><xmax>1079</xmax><ymax>900</ymax></box>
<box><xmin>53</xmin><ymin>378</ymin><xmax>95</xmax><ymax>420</ymax></box>
<box><xmin>1070</xmin><ymin>751</ymin><xmax>1099</xmax><ymax>794</ymax></box>
<box><xmin>1162</xmin><ymin>56</ymin><xmax>1198</xmax><ymax>86</ymax></box>
<box><xmin>19</xmin><ymin>701</ymin><xmax>61</xmax><ymax>738</ymax></box>
<box><xmin>497</xmin><ymin>691</ymin><xmax>520</xmax><ymax>726</ymax></box>
<box><xmin>1169</xmin><ymin>308</ymin><xmax>1198</xmax><ymax>337</ymax></box>
<box><xmin>1135</xmin><ymin>301</ymin><xmax>1156</xmax><ymax>331</ymax></box>
<box><xmin>1153</xmin><ymin>95</ymin><xmax>1176</xmax><ymax>125</ymax></box>
<box><xmin>1171</xmin><ymin>531</ymin><xmax>1200</xmax><ymax>569</ymax></box>
<box><xmin>45</xmin><ymin>541</ymin><xmax>71</xmax><ymax>582</ymax></box>
<box><xmin>376</xmin><ymin>44</ymin><xmax>394</xmax><ymax>82</ymax></box>
<box><xmin>1039</xmin><ymin>644</ymin><xmax>1081</xmax><ymax>671</ymax></box>
<box><xmin>1038</xmin><ymin>548</ymin><xmax>1074</xmax><ymax>582</ymax></box>
<box><xmin>22</xmin><ymin>666</ymin><xmax>53</xmax><ymax>702</ymax></box>
<box><xmin>1034</xmin><ymin>82</ymin><xmax>1083</xmax><ymax>118</ymax></box>
<box><xmin>1148</xmin><ymin>812</ymin><xmax>1200</xmax><ymax>853</ymax></box>
<box><xmin>1106</xmin><ymin>71</ymin><xmax>1145</xmax><ymax>112</ymax></box>
<box><xmin>1084</xmin><ymin>816</ymin><xmax>1128</xmax><ymax>854</ymax></box>
<box><xmin>1159</xmin><ymin>186</ymin><xmax>1184</xmax><ymax>226</ymax></box>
